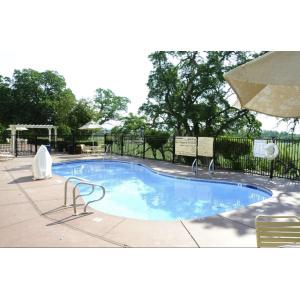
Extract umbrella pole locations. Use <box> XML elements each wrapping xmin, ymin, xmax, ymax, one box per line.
<box><xmin>92</xmin><ymin>131</ymin><xmax>95</xmax><ymax>155</ymax></box>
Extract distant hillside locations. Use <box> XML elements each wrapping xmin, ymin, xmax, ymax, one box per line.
<box><xmin>260</xmin><ymin>130</ymin><xmax>300</xmax><ymax>139</ymax></box>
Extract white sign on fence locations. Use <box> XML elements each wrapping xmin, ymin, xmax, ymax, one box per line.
<box><xmin>253</xmin><ymin>140</ymin><xmax>267</xmax><ymax>158</ymax></box>
<box><xmin>198</xmin><ymin>137</ymin><xmax>214</xmax><ymax>157</ymax></box>
<box><xmin>175</xmin><ymin>136</ymin><xmax>197</xmax><ymax>157</ymax></box>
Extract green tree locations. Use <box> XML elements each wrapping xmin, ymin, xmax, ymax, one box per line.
<box><xmin>0</xmin><ymin>75</ymin><xmax>13</xmax><ymax>127</ymax></box>
<box><xmin>68</xmin><ymin>99</ymin><xmax>96</xmax><ymax>133</ymax></box>
<box><xmin>93</xmin><ymin>88</ymin><xmax>130</xmax><ymax>124</ymax></box>
<box><xmin>110</xmin><ymin>113</ymin><xmax>171</xmax><ymax>159</ymax></box>
<box><xmin>111</xmin><ymin>113</ymin><xmax>147</xmax><ymax>135</ymax></box>
<box><xmin>145</xmin><ymin>129</ymin><xmax>170</xmax><ymax>160</ymax></box>
<box><xmin>0</xmin><ymin>69</ymin><xmax>76</xmax><ymax>134</ymax></box>
<box><xmin>139</xmin><ymin>51</ymin><xmax>262</xmax><ymax>137</ymax></box>
<box><xmin>260</xmin><ymin>130</ymin><xmax>300</xmax><ymax>139</ymax></box>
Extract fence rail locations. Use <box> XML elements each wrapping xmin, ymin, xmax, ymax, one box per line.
<box><xmin>215</xmin><ymin>137</ymin><xmax>300</xmax><ymax>180</ymax></box>
<box><xmin>2</xmin><ymin>131</ymin><xmax>299</xmax><ymax>181</ymax></box>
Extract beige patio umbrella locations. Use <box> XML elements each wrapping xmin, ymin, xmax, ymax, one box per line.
<box><xmin>7</xmin><ymin>126</ymin><xmax>28</xmax><ymax>131</ymax></box>
<box><xmin>224</xmin><ymin>51</ymin><xmax>300</xmax><ymax>117</ymax></box>
<box><xmin>79</xmin><ymin>121</ymin><xmax>102</xmax><ymax>146</ymax></box>
<box><xmin>7</xmin><ymin>126</ymin><xmax>28</xmax><ymax>138</ymax></box>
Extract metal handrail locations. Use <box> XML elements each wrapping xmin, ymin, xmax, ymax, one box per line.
<box><xmin>64</xmin><ymin>176</ymin><xmax>89</xmax><ymax>206</ymax></box>
<box><xmin>209</xmin><ymin>159</ymin><xmax>214</xmax><ymax>174</ymax></box>
<box><xmin>84</xmin><ymin>184</ymin><xmax>105</xmax><ymax>213</ymax></box>
<box><xmin>72</xmin><ymin>182</ymin><xmax>105</xmax><ymax>215</ymax></box>
<box><xmin>64</xmin><ymin>176</ymin><xmax>106</xmax><ymax>215</ymax></box>
<box><xmin>192</xmin><ymin>158</ymin><xmax>198</xmax><ymax>175</ymax></box>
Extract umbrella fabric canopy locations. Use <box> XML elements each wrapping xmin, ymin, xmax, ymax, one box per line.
<box><xmin>7</xmin><ymin>126</ymin><xmax>28</xmax><ymax>138</ymax></box>
<box><xmin>101</xmin><ymin>120</ymin><xmax>122</xmax><ymax>132</ymax></box>
<box><xmin>7</xmin><ymin>126</ymin><xmax>28</xmax><ymax>131</ymax></box>
<box><xmin>224</xmin><ymin>51</ymin><xmax>300</xmax><ymax>117</ymax></box>
<box><xmin>79</xmin><ymin>121</ymin><xmax>102</xmax><ymax>130</ymax></box>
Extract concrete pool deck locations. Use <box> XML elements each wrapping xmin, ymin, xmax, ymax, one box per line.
<box><xmin>1</xmin><ymin>154</ymin><xmax>300</xmax><ymax>247</ymax></box>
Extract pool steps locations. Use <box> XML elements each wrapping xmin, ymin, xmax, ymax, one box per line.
<box><xmin>192</xmin><ymin>158</ymin><xmax>198</xmax><ymax>175</ymax></box>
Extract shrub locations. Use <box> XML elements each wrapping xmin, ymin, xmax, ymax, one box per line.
<box><xmin>215</xmin><ymin>138</ymin><xmax>252</xmax><ymax>170</ymax></box>
<box><xmin>145</xmin><ymin>129</ymin><xmax>170</xmax><ymax>160</ymax></box>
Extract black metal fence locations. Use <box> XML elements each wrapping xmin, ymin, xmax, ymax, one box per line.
<box><xmin>215</xmin><ymin>137</ymin><xmax>300</xmax><ymax>180</ymax></box>
<box><xmin>2</xmin><ymin>131</ymin><xmax>299</xmax><ymax>181</ymax></box>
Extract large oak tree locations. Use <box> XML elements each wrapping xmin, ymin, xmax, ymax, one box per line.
<box><xmin>139</xmin><ymin>51</ymin><xmax>264</xmax><ymax>137</ymax></box>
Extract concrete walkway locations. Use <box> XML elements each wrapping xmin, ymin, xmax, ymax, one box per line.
<box><xmin>1</xmin><ymin>154</ymin><xmax>299</xmax><ymax>247</ymax></box>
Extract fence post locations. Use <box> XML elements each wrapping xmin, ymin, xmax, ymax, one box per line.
<box><xmin>104</xmin><ymin>133</ymin><xmax>107</xmax><ymax>152</ymax></box>
<box><xmin>72</xmin><ymin>131</ymin><xmax>76</xmax><ymax>154</ymax></box>
<box><xmin>15</xmin><ymin>134</ymin><xmax>18</xmax><ymax>157</ymax></box>
<box><xmin>121</xmin><ymin>134</ymin><xmax>124</xmax><ymax>156</ymax></box>
<box><xmin>35</xmin><ymin>135</ymin><xmax>38</xmax><ymax>153</ymax></box>
<box><xmin>172</xmin><ymin>135</ymin><xmax>176</xmax><ymax>163</ymax></box>
<box><xmin>213</xmin><ymin>137</ymin><xmax>216</xmax><ymax>171</ymax></box>
<box><xmin>143</xmin><ymin>135</ymin><xmax>146</xmax><ymax>159</ymax></box>
<box><xmin>269</xmin><ymin>136</ymin><xmax>275</xmax><ymax>179</ymax></box>
<box><xmin>54</xmin><ymin>132</ymin><xmax>57</xmax><ymax>151</ymax></box>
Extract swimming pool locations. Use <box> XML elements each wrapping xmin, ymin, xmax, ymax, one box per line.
<box><xmin>52</xmin><ymin>160</ymin><xmax>272</xmax><ymax>221</ymax></box>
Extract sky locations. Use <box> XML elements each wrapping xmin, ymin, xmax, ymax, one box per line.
<box><xmin>1</xmin><ymin>0</ymin><xmax>299</xmax><ymax>133</ymax></box>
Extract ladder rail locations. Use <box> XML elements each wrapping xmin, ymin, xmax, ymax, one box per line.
<box><xmin>72</xmin><ymin>182</ymin><xmax>95</xmax><ymax>215</ymax></box>
<box><xmin>64</xmin><ymin>176</ymin><xmax>106</xmax><ymax>215</ymax></box>
<box><xmin>84</xmin><ymin>184</ymin><xmax>105</xmax><ymax>213</ymax></box>
<box><xmin>64</xmin><ymin>176</ymin><xmax>89</xmax><ymax>206</ymax></box>
<box><xmin>105</xmin><ymin>144</ymin><xmax>111</xmax><ymax>153</ymax></box>
<box><xmin>192</xmin><ymin>158</ymin><xmax>198</xmax><ymax>175</ymax></box>
<box><xmin>192</xmin><ymin>158</ymin><xmax>214</xmax><ymax>175</ymax></box>
<box><xmin>209</xmin><ymin>158</ymin><xmax>214</xmax><ymax>174</ymax></box>
<box><xmin>72</xmin><ymin>182</ymin><xmax>106</xmax><ymax>215</ymax></box>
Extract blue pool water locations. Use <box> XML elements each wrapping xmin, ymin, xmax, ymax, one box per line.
<box><xmin>52</xmin><ymin>160</ymin><xmax>272</xmax><ymax>221</ymax></box>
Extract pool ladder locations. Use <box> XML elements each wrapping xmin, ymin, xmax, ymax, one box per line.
<box><xmin>105</xmin><ymin>144</ymin><xmax>112</xmax><ymax>157</ymax></box>
<box><xmin>192</xmin><ymin>158</ymin><xmax>215</xmax><ymax>175</ymax></box>
<box><xmin>192</xmin><ymin>159</ymin><xmax>198</xmax><ymax>175</ymax></box>
<box><xmin>64</xmin><ymin>176</ymin><xmax>106</xmax><ymax>215</ymax></box>
<box><xmin>209</xmin><ymin>159</ymin><xmax>214</xmax><ymax>174</ymax></box>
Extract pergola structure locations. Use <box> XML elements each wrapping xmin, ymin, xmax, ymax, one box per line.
<box><xmin>9</xmin><ymin>124</ymin><xmax>58</xmax><ymax>154</ymax></box>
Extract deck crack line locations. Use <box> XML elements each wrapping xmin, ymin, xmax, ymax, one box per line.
<box><xmin>45</xmin><ymin>215</ymin><xmax>130</xmax><ymax>247</ymax></box>
<box><xmin>216</xmin><ymin>214</ymin><xmax>255</xmax><ymax>229</ymax></box>
<box><xmin>180</xmin><ymin>220</ymin><xmax>200</xmax><ymax>248</ymax></box>
<box><xmin>101</xmin><ymin>218</ymin><xmax>127</xmax><ymax>237</ymax></box>
<box><xmin>5</xmin><ymin>167</ymin><xmax>129</xmax><ymax>248</ymax></box>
